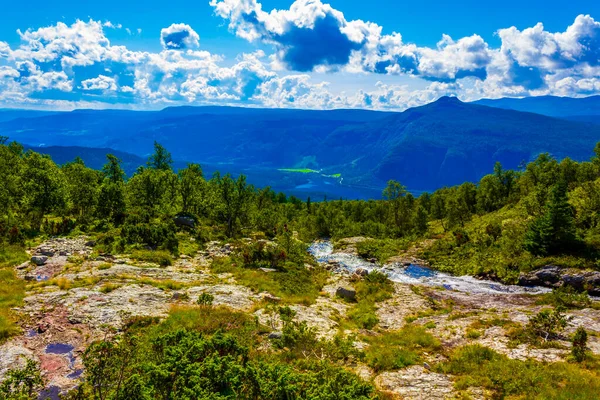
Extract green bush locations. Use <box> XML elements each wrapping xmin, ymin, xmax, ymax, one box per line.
<box><xmin>364</xmin><ymin>325</ymin><xmax>441</xmax><ymax>372</ymax></box>
<box><xmin>537</xmin><ymin>286</ymin><xmax>591</xmax><ymax>309</ymax></box>
<box><xmin>438</xmin><ymin>344</ymin><xmax>600</xmax><ymax>399</ymax></box>
<box><xmin>0</xmin><ymin>359</ymin><xmax>44</xmax><ymax>400</ymax></box>
<box><xmin>196</xmin><ymin>292</ymin><xmax>214</xmax><ymax>306</ymax></box>
<box><xmin>121</xmin><ymin>214</ymin><xmax>179</xmax><ymax>253</ymax></box>
<box><xmin>572</xmin><ymin>327</ymin><xmax>588</xmax><ymax>362</ymax></box>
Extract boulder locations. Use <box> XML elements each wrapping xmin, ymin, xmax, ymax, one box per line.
<box><xmin>355</xmin><ymin>268</ymin><xmax>369</xmax><ymax>277</ymax></box>
<box><xmin>31</xmin><ymin>256</ymin><xmax>48</xmax><ymax>266</ymax></box>
<box><xmin>519</xmin><ymin>266</ymin><xmax>600</xmax><ymax>295</ymax></box>
<box><xmin>336</xmin><ymin>286</ymin><xmax>357</xmax><ymax>301</ymax></box>
<box><xmin>37</xmin><ymin>247</ymin><xmax>55</xmax><ymax>257</ymax></box>
<box><xmin>518</xmin><ymin>266</ymin><xmax>561</xmax><ymax>286</ymax></box>
<box><xmin>268</xmin><ymin>331</ymin><xmax>283</xmax><ymax>339</ymax></box>
<box><xmin>260</xmin><ymin>292</ymin><xmax>282</xmax><ymax>303</ymax></box>
<box><xmin>174</xmin><ymin>215</ymin><xmax>196</xmax><ymax>229</ymax></box>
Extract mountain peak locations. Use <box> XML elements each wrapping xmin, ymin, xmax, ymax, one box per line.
<box><xmin>435</xmin><ymin>96</ymin><xmax>462</xmax><ymax>104</ymax></box>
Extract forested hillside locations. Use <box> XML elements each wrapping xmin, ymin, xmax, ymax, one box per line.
<box><xmin>2</xmin><ymin>97</ymin><xmax>600</xmax><ymax>194</ymax></box>
<box><xmin>1</xmin><ymin>137</ymin><xmax>600</xmax><ymax>399</ymax></box>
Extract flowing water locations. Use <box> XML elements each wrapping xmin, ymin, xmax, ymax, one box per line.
<box><xmin>309</xmin><ymin>240</ymin><xmax>550</xmax><ymax>295</ymax></box>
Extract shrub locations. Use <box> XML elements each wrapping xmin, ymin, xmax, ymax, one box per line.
<box><xmin>196</xmin><ymin>292</ymin><xmax>214</xmax><ymax>306</ymax></box>
<box><xmin>527</xmin><ymin>307</ymin><xmax>570</xmax><ymax>342</ymax></box>
<box><xmin>572</xmin><ymin>327</ymin><xmax>588</xmax><ymax>362</ymax></box>
<box><xmin>537</xmin><ymin>286</ymin><xmax>591</xmax><ymax>309</ymax></box>
<box><xmin>121</xmin><ymin>215</ymin><xmax>179</xmax><ymax>253</ymax></box>
<box><xmin>364</xmin><ymin>325</ymin><xmax>441</xmax><ymax>372</ymax></box>
<box><xmin>0</xmin><ymin>359</ymin><xmax>44</xmax><ymax>400</ymax></box>
<box><xmin>438</xmin><ymin>344</ymin><xmax>600</xmax><ymax>399</ymax></box>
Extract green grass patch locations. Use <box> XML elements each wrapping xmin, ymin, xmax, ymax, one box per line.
<box><xmin>355</xmin><ymin>238</ymin><xmax>412</xmax><ymax>263</ymax></box>
<box><xmin>130</xmin><ymin>249</ymin><xmax>173</xmax><ymax>266</ymax></box>
<box><xmin>278</xmin><ymin>168</ymin><xmax>319</xmax><ymax>174</ymax></box>
<box><xmin>364</xmin><ymin>325</ymin><xmax>441</xmax><ymax>372</ymax></box>
<box><xmin>347</xmin><ymin>271</ymin><xmax>394</xmax><ymax>329</ymax></box>
<box><xmin>0</xmin><ymin>245</ymin><xmax>28</xmax><ymax>342</ymax></box>
<box><xmin>438</xmin><ymin>344</ymin><xmax>600</xmax><ymax>399</ymax></box>
<box><xmin>211</xmin><ymin>257</ymin><xmax>328</xmax><ymax>305</ymax></box>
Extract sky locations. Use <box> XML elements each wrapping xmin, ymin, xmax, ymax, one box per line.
<box><xmin>0</xmin><ymin>0</ymin><xmax>599</xmax><ymax>110</ymax></box>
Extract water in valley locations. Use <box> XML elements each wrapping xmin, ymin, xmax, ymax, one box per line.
<box><xmin>309</xmin><ymin>240</ymin><xmax>550</xmax><ymax>295</ymax></box>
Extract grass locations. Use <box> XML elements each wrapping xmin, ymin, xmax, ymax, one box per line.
<box><xmin>210</xmin><ymin>257</ymin><xmax>328</xmax><ymax>305</ymax></box>
<box><xmin>363</xmin><ymin>325</ymin><xmax>441</xmax><ymax>372</ymax></box>
<box><xmin>346</xmin><ymin>271</ymin><xmax>395</xmax><ymax>329</ymax></box>
<box><xmin>536</xmin><ymin>286</ymin><xmax>593</xmax><ymax>309</ymax></box>
<box><xmin>99</xmin><ymin>283</ymin><xmax>122</xmax><ymax>293</ymax></box>
<box><xmin>278</xmin><ymin>168</ymin><xmax>319</xmax><ymax>174</ymax></box>
<box><xmin>437</xmin><ymin>344</ymin><xmax>600</xmax><ymax>399</ymax></box>
<box><xmin>355</xmin><ymin>238</ymin><xmax>412</xmax><ymax>263</ymax></box>
<box><xmin>0</xmin><ymin>245</ymin><xmax>28</xmax><ymax>342</ymax></box>
<box><xmin>130</xmin><ymin>250</ymin><xmax>173</xmax><ymax>266</ymax></box>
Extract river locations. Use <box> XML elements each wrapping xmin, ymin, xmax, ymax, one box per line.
<box><xmin>308</xmin><ymin>240</ymin><xmax>550</xmax><ymax>295</ymax></box>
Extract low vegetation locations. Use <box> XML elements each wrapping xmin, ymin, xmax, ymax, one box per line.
<box><xmin>438</xmin><ymin>344</ymin><xmax>600</xmax><ymax>399</ymax></box>
<box><xmin>0</xmin><ymin>245</ymin><xmax>27</xmax><ymax>341</ymax></box>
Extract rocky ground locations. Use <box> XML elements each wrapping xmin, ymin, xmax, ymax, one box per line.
<box><xmin>1</xmin><ymin>236</ymin><xmax>600</xmax><ymax>399</ymax></box>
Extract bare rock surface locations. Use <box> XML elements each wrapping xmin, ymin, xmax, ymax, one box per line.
<box><xmin>374</xmin><ymin>366</ymin><xmax>455</xmax><ymax>399</ymax></box>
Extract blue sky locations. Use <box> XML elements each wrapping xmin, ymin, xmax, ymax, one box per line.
<box><xmin>1</xmin><ymin>0</ymin><xmax>599</xmax><ymax>110</ymax></box>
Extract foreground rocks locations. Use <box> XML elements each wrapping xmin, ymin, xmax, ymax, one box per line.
<box><xmin>2</xmin><ymin>236</ymin><xmax>600</xmax><ymax>400</ymax></box>
<box><xmin>519</xmin><ymin>266</ymin><xmax>600</xmax><ymax>295</ymax></box>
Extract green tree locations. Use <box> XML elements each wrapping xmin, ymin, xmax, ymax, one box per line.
<box><xmin>178</xmin><ymin>163</ymin><xmax>205</xmax><ymax>215</ymax></box>
<box><xmin>215</xmin><ymin>174</ymin><xmax>254</xmax><ymax>237</ymax></box>
<box><xmin>383</xmin><ymin>180</ymin><xmax>408</xmax><ymax>233</ymax></box>
<box><xmin>63</xmin><ymin>157</ymin><xmax>102</xmax><ymax>221</ymax></box>
<box><xmin>127</xmin><ymin>167</ymin><xmax>178</xmax><ymax>218</ymax></box>
<box><xmin>525</xmin><ymin>181</ymin><xmax>577</xmax><ymax>255</ymax></box>
<box><xmin>97</xmin><ymin>155</ymin><xmax>127</xmax><ymax>224</ymax></box>
<box><xmin>147</xmin><ymin>141</ymin><xmax>173</xmax><ymax>171</ymax></box>
<box><xmin>21</xmin><ymin>151</ymin><xmax>67</xmax><ymax>229</ymax></box>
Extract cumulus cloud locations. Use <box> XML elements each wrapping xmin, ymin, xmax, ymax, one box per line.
<box><xmin>81</xmin><ymin>75</ymin><xmax>117</xmax><ymax>91</ymax></box>
<box><xmin>209</xmin><ymin>0</ymin><xmax>493</xmax><ymax>81</ymax></box>
<box><xmin>210</xmin><ymin>0</ymin><xmax>600</xmax><ymax>95</ymax></box>
<box><xmin>1</xmin><ymin>11</ymin><xmax>600</xmax><ymax>110</ymax></box>
<box><xmin>160</xmin><ymin>23</ymin><xmax>200</xmax><ymax>50</ymax></box>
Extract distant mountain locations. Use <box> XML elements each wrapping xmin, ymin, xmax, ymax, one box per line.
<box><xmin>561</xmin><ymin>115</ymin><xmax>600</xmax><ymax>125</ymax></box>
<box><xmin>22</xmin><ymin>145</ymin><xmax>150</xmax><ymax>176</ymax></box>
<box><xmin>349</xmin><ymin>97</ymin><xmax>600</xmax><ymax>189</ymax></box>
<box><xmin>2</xmin><ymin>99</ymin><xmax>599</xmax><ymax>196</ymax></box>
<box><xmin>0</xmin><ymin>109</ymin><xmax>59</xmax><ymax>123</ymax></box>
<box><xmin>472</xmin><ymin>95</ymin><xmax>600</xmax><ymax>118</ymax></box>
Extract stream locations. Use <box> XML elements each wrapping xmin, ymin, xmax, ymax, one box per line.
<box><xmin>309</xmin><ymin>240</ymin><xmax>550</xmax><ymax>295</ymax></box>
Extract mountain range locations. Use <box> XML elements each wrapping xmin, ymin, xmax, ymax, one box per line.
<box><xmin>2</xmin><ymin>95</ymin><xmax>599</xmax><ymax>199</ymax></box>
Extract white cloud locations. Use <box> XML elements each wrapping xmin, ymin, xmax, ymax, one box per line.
<box><xmin>81</xmin><ymin>75</ymin><xmax>117</xmax><ymax>91</ymax></box>
<box><xmin>160</xmin><ymin>23</ymin><xmax>200</xmax><ymax>50</ymax></box>
<box><xmin>1</xmin><ymin>12</ymin><xmax>600</xmax><ymax>110</ymax></box>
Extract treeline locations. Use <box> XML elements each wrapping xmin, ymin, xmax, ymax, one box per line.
<box><xmin>2</xmin><ymin>136</ymin><xmax>600</xmax><ymax>264</ymax></box>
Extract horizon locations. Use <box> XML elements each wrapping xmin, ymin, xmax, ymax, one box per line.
<box><xmin>1</xmin><ymin>93</ymin><xmax>600</xmax><ymax>113</ymax></box>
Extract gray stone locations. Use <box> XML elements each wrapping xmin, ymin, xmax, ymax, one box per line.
<box><xmin>268</xmin><ymin>331</ymin><xmax>283</xmax><ymax>339</ymax></box>
<box><xmin>355</xmin><ymin>268</ymin><xmax>369</xmax><ymax>277</ymax></box>
<box><xmin>336</xmin><ymin>286</ymin><xmax>357</xmax><ymax>301</ymax></box>
<box><xmin>174</xmin><ymin>215</ymin><xmax>196</xmax><ymax>229</ymax></box>
<box><xmin>31</xmin><ymin>256</ymin><xmax>48</xmax><ymax>266</ymax></box>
